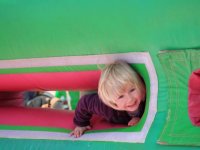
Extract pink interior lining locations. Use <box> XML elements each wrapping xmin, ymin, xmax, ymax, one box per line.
<box><xmin>188</xmin><ymin>69</ymin><xmax>200</xmax><ymax>126</ymax></box>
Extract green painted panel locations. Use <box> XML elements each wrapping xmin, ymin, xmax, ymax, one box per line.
<box><xmin>158</xmin><ymin>50</ymin><xmax>200</xmax><ymax>146</ymax></box>
<box><xmin>0</xmin><ymin>0</ymin><xmax>200</xmax><ymax>60</ymax></box>
<box><xmin>1</xmin><ymin>0</ymin><xmax>200</xmax><ymax>149</ymax></box>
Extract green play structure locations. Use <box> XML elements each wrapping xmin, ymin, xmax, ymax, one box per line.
<box><xmin>1</xmin><ymin>0</ymin><xmax>200</xmax><ymax>149</ymax></box>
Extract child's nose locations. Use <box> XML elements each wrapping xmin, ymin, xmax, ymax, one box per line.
<box><xmin>127</xmin><ymin>94</ymin><xmax>133</xmax><ymax>102</ymax></box>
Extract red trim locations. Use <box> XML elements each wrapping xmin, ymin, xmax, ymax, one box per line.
<box><xmin>188</xmin><ymin>69</ymin><xmax>200</xmax><ymax>126</ymax></box>
<box><xmin>0</xmin><ymin>71</ymin><xmax>127</xmax><ymax>130</ymax></box>
<box><xmin>0</xmin><ymin>106</ymin><xmax>126</xmax><ymax>130</ymax></box>
<box><xmin>0</xmin><ymin>92</ymin><xmax>23</xmax><ymax>106</ymax></box>
<box><xmin>0</xmin><ymin>71</ymin><xmax>100</xmax><ymax>91</ymax></box>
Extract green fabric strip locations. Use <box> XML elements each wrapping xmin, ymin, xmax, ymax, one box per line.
<box><xmin>0</xmin><ymin>125</ymin><xmax>70</xmax><ymax>133</ymax></box>
<box><xmin>0</xmin><ymin>65</ymin><xmax>98</xmax><ymax>74</ymax></box>
<box><xmin>158</xmin><ymin>49</ymin><xmax>200</xmax><ymax>146</ymax></box>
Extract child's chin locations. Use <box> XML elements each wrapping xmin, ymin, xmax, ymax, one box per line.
<box><xmin>125</xmin><ymin>108</ymin><xmax>134</xmax><ymax>112</ymax></box>
<box><xmin>126</xmin><ymin>106</ymin><xmax>138</xmax><ymax>112</ymax></box>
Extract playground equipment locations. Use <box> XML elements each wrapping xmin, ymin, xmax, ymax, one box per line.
<box><xmin>0</xmin><ymin>0</ymin><xmax>200</xmax><ymax>149</ymax></box>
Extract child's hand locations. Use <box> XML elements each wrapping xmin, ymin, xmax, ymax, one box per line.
<box><xmin>70</xmin><ymin>125</ymin><xmax>91</xmax><ymax>138</ymax></box>
<box><xmin>128</xmin><ymin>117</ymin><xmax>140</xmax><ymax>126</ymax></box>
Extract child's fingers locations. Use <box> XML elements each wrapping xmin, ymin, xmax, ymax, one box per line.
<box><xmin>70</xmin><ymin>126</ymin><xmax>91</xmax><ymax>138</ymax></box>
<box><xmin>128</xmin><ymin>121</ymin><xmax>135</xmax><ymax>126</ymax></box>
<box><xmin>128</xmin><ymin>121</ymin><xmax>133</xmax><ymax>126</ymax></box>
<box><xmin>75</xmin><ymin>130</ymin><xmax>79</xmax><ymax>138</ymax></box>
<box><xmin>75</xmin><ymin>130</ymin><xmax>82</xmax><ymax>138</ymax></box>
<box><xmin>69</xmin><ymin>129</ymin><xmax>79</xmax><ymax>137</ymax></box>
<box><xmin>128</xmin><ymin>118</ymin><xmax>140</xmax><ymax>126</ymax></box>
<box><xmin>79</xmin><ymin>130</ymin><xmax>83</xmax><ymax>137</ymax></box>
<box><xmin>86</xmin><ymin>126</ymin><xmax>91</xmax><ymax>130</ymax></box>
<box><xmin>69</xmin><ymin>130</ymin><xmax>75</xmax><ymax>137</ymax></box>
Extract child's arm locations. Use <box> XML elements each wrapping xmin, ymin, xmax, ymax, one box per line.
<box><xmin>71</xmin><ymin>93</ymin><xmax>115</xmax><ymax>137</ymax></box>
<box><xmin>73</xmin><ymin>95</ymin><xmax>93</xmax><ymax>127</ymax></box>
<box><xmin>71</xmin><ymin>94</ymin><xmax>98</xmax><ymax>138</ymax></box>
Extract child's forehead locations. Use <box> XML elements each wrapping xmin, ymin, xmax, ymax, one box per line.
<box><xmin>117</xmin><ymin>83</ymin><xmax>136</xmax><ymax>92</ymax></box>
<box><xmin>122</xmin><ymin>82</ymin><xmax>135</xmax><ymax>87</ymax></box>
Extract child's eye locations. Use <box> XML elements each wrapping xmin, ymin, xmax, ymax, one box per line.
<box><xmin>118</xmin><ymin>95</ymin><xmax>124</xmax><ymax>99</ymax></box>
<box><xmin>130</xmin><ymin>88</ymin><xmax>135</xmax><ymax>92</ymax></box>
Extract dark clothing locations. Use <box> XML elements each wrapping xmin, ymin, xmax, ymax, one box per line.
<box><xmin>24</xmin><ymin>91</ymin><xmax>54</xmax><ymax>107</ymax></box>
<box><xmin>74</xmin><ymin>93</ymin><xmax>145</xmax><ymax>127</ymax></box>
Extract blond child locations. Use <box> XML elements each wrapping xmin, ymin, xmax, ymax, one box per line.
<box><xmin>70</xmin><ymin>61</ymin><xmax>146</xmax><ymax>138</ymax></box>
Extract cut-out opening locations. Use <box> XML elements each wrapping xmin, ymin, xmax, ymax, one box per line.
<box><xmin>0</xmin><ymin>52</ymin><xmax>157</xmax><ymax>143</ymax></box>
<box><xmin>24</xmin><ymin>90</ymin><xmax>74</xmax><ymax>110</ymax></box>
<box><xmin>0</xmin><ymin>63</ymin><xmax>149</xmax><ymax>133</ymax></box>
<box><xmin>188</xmin><ymin>69</ymin><xmax>200</xmax><ymax>126</ymax></box>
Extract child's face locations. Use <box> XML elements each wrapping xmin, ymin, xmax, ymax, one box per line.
<box><xmin>114</xmin><ymin>84</ymin><xmax>145</xmax><ymax>112</ymax></box>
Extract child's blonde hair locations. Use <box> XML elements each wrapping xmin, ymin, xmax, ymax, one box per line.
<box><xmin>98</xmin><ymin>60</ymin><xmax>145</xmax><ymax>109</ymax></box>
